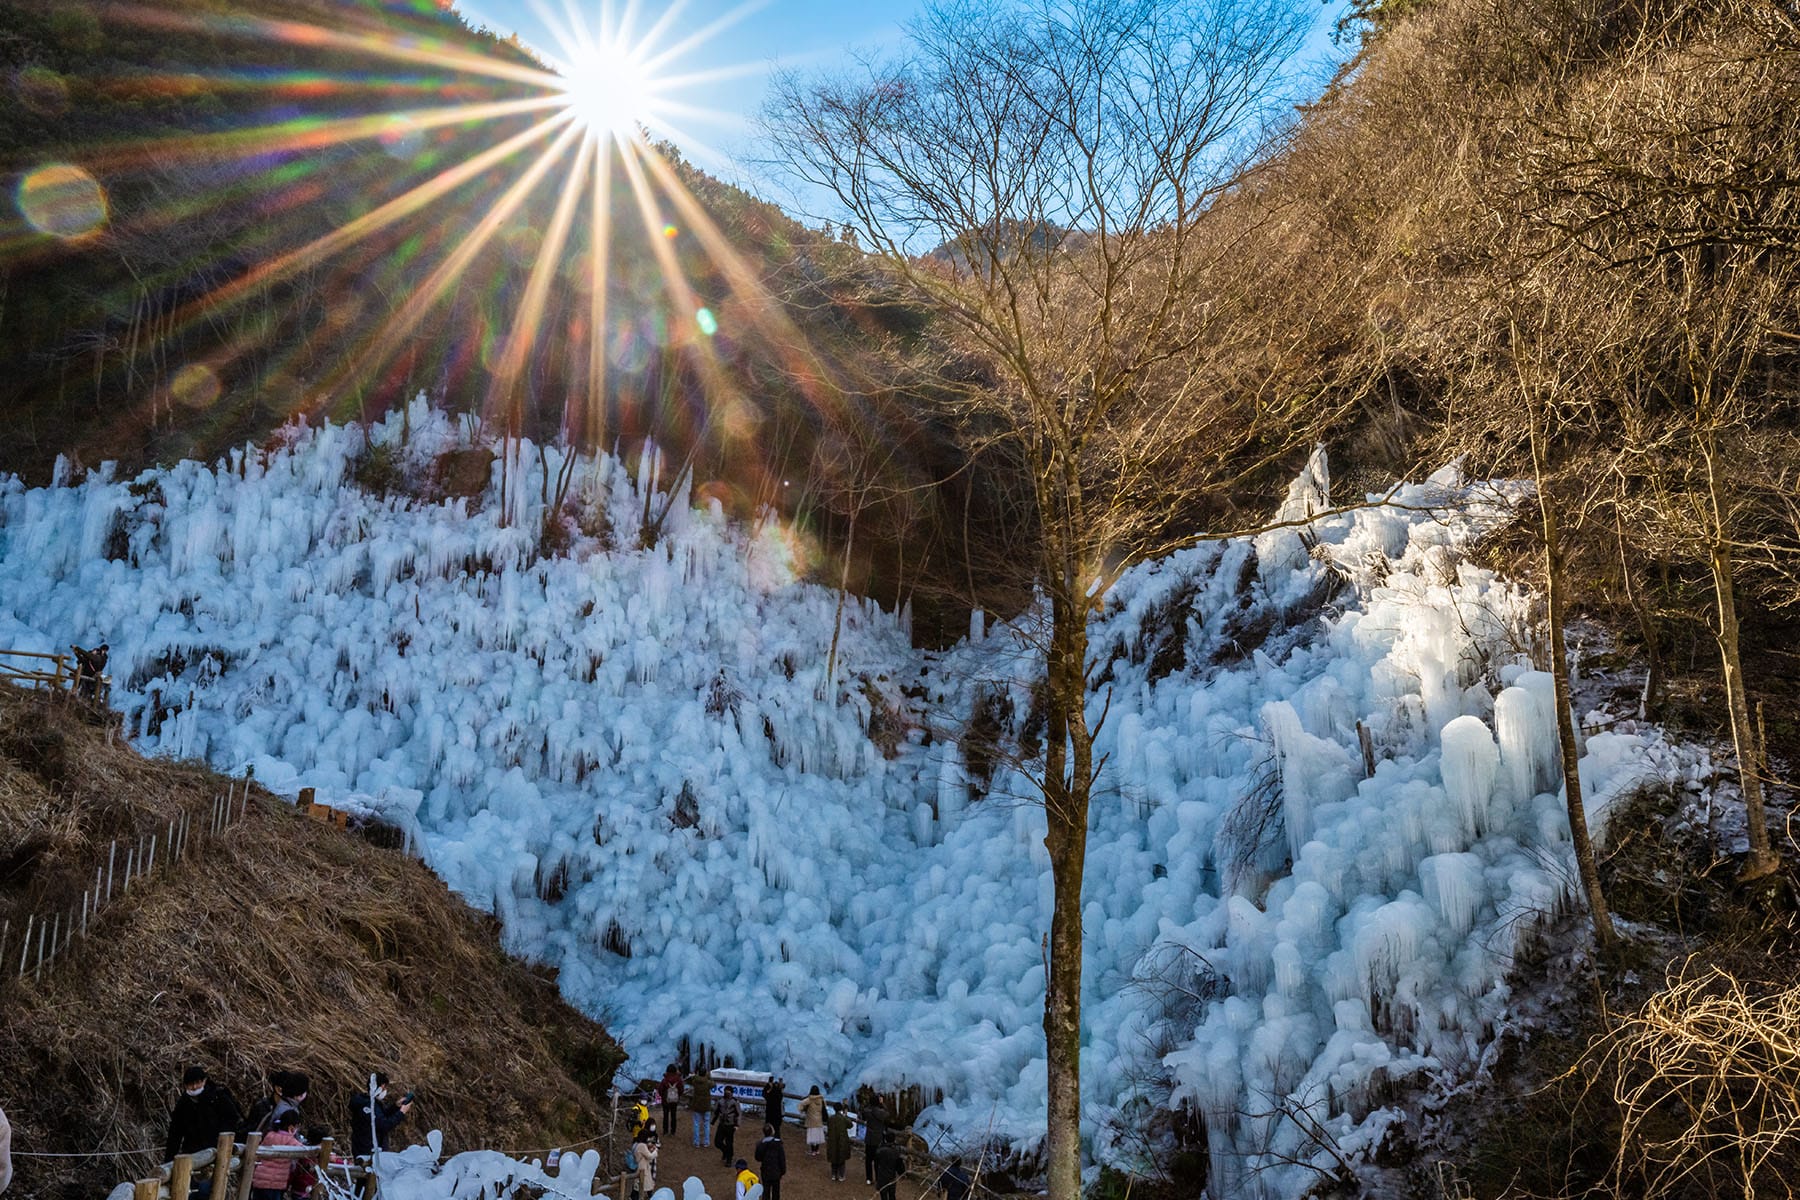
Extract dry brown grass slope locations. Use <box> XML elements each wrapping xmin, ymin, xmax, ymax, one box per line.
<box><xmin>0</xmin><ymin>684</ymin><xmax>623</xmax><ymax>1200</ymax></box>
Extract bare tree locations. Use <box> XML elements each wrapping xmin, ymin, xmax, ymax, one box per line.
<box><xmin>1519</xmin><ymin>7</ymin><xmax>1800</xmax><ymax>879</ymax></box>
<box><xmin>763</xmin><ymin>1</ymin><xmax>1311</xmax><ymax>1193</ymax></box>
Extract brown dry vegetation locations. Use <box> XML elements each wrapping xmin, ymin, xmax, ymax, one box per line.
<box><xmin>0</xmin><ymin>685</ymin><xmax>623</xmax><ymax>1200</ymax></box>
<box><xmin>1414</xmin><ymin>783</ymin><xmax>1800</xmax><ymax>1200</ymax></box>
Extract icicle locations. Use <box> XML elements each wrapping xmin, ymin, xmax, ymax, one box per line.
<box><xmin>1419</xmin><ymin>852</ymin><xmax>1485</xmax><ymax>939</ymax></box>
<box><xmin>1440</xmin><ymin>715</ymin><xmax>1499</xmax><ymax>841</ymax></box>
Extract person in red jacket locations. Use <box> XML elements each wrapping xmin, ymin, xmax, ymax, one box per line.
<box><xmin>1</xmin><ymin>1105</ymin><xmax>13</xmax><ymax>1195</ymax></box>
<box><xmin>659</xmin><ymin>1064</ymin><xmax>683</xmax><ymax>1135</ymax></box>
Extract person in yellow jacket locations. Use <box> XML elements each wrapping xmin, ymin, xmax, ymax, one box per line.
<box><xmin>734</xmin><ymin>1159</ymin><xmax>760</xmax><ymax>1200</ymax></box>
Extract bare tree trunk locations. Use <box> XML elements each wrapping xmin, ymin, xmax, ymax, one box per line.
<box><xmin>500</xmin><ymin>429</ymin><xmax>512</xmax><ymax>529</ymax></box>
<box><xmin>1529</xmin><ymin>408</ymin><xmax>1618</xmax><ymax>953</ymax></box>
<box><xmin>1615</xmin><ymin>514</ymin><xmax>1662</xmax><ymax>719</ymax></box>
<box><xmin>1041</xmin><ymin>588</ymin><xmax>1090</xmax><ymax>1200</ymax></box>
<box><xmin>1703</xmin><ymin>437</ymin><xmax>1779</xmax><ymax>879</ymax></box>
<box><xmin>825</xmin><ymin>509</ymin><xmax>857</xmax><ymax>696</ymax></box>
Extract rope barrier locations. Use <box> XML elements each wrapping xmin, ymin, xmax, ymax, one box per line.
<box><xmin>14</xmin><ymin>1147</ymin><xmax>159</xmax><ymax>1159</ymax></box>
<box><xmin>486</xmin><ymin>1128</ymin><xmax>609</xmax><ymax>1159</ymax></box>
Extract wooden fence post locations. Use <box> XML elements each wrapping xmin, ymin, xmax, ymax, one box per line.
<box><xmin>234</xmin><ymin>1132</ymin><xmax>263</xmax><ymax>1200</ymax></box>
<box><xmin>210</xmin><ymin>1132</ymin><xmax>234</xmax><ymax>1199</ymax></box>
<box><xmin>317</xmin><ymin>1138</ymin><xmax>335</xmax><ymax>1172</ymax></box>
<box><xmin>358</xmin><ymin>1165</ymin><xmax>378</xmax><ymax>1200</ymax></box>
<box><xmin>170</xmin><ymin>1153</ymin><xmax>194</xmax><ymax>1200</ymax></box>
<box><xmin>133</xmin><ymin>1178</ymin><xmax>159</xmax><ymax>1200</ymax></box>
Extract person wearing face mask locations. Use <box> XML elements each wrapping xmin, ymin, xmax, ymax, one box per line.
<box><xmin>348</xmin><ymin>1074</ymin><xmax>411</xmax><ymax>1158</ymax></box>
<box><xmin>242</xmin><ymin>1071</ymin><xmax>308</xmax><ymax>1137</ymax></box>
<box><xmin>165</xmin><ymin>1067</ymin><xmax>242</xmax><ymax>1182</ymax></box>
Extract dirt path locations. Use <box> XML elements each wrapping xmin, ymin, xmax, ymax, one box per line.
<box><xmin>629</xmin><ymin>1114</ymin><xmax>939</xmax><ymax>1200</ymax></box>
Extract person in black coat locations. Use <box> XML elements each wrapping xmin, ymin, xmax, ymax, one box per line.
<box><xmin>349</xmin><ymin>1074</ymin><xmax>412</xmax><ymax>1158</ymax></box>
<box><xmin>862</xmin><ymin>1101</ymin><xmax>888</xmax><ymax>1185</ymax></box>
<box><xmin>165</xmin><ymin>1066</ymin><xmax>243</xmax><ymax>1165</ymax></box>
<box><xmin>762</xmin><ymin>1078</ymin><xmax>785</xmax><ymax>1127</ymax></box>
<box><xmin>938</xmin><ymin>1156</ymin><xmax>972</xmax><ymax>1200</ymax></box>
<box><xmin>874</xmin><ymin>1141</ymin><xmax>907</xmax><ymax>1200</ymax></box>
<box><xmin>241</xmin><ymin>1071</ymin><xmax>308</xmax><ymax>1137</ymax></box>
<box><xmin>752</xmin><ymin>1124</ymin><xmax>787</xmax><ymax>1200</ymax></box>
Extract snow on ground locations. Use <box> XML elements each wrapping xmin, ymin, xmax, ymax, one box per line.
<box><xmin>371</xmin><ymin>1134</ymin><xmax>724</xmax><ymax>1200</ymax></box>
<box><xmin>0</xmin><ymin>405</ymin><xmax>1697</xmax><ymax>1195</ymax></box>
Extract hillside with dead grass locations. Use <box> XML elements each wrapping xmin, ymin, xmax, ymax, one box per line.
<box><xmin>0</xmin><ymin>684</ymin><xmax>624</xmax><ymax>1200</ymax></box>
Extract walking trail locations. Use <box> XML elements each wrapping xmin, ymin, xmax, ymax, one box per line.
<box><xmin>634</xmin><ymin>1113</ymin><xmax>939</xmax><ymax>1200</ymax></box>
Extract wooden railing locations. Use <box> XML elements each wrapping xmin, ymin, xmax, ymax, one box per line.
<box><xmin>0</xmin><ymin>648</ymin><xmax>111</xmax><ymax>704</ymax></box>
<box><xmin>110</xmin><ymin>1132</ymin><xmax>374</xmax><ymax>1200</ymax></box>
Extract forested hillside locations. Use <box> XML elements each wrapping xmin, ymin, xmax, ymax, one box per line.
<box><xmin>1219</xmin><ymin>0</ymin><xmax>1800</xmax><ymax>727</ymax></box>
<box><xmin>0</xmin><ymin>0</ymin><xmax>1001</xmax><ymax>637</ymax></box>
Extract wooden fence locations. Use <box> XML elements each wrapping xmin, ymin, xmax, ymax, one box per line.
<box><xmin>1</xmin><ymin>779</ymin><xmax>252</xmax><ymax>982</ymax></box>
<box><xmin>109</xmin><ymin>1132</ymin><xmax>373</xmax><ymax>1200</ymax></box>
<box><xmin>0</xmin><ymin>647</ymin><xmax>111</xmax><ymax>705</ymax></box>
<box><xmin>113</xmin><ymin>1129</ymin><xmax>633</xmax><ymax>1200</ymax></box>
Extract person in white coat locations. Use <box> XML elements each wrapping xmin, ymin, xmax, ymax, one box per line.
<box><xmin>1</xmin><ymin>1105</ymin><xmax>13</xmax><ymax>1194</ymax></box>
<box><xmin>631</xmin><ymin>1127</ymin><xmax>658</xmax><ymax>1200</ymax></box>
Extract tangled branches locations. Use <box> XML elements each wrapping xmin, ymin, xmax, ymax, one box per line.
<box><xmin>1583</xmin><ymin>963</ymin><xmax>1800</xmax><ymax>1199</ymax></box>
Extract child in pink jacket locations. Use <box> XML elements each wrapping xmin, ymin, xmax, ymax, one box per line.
<box><xmin>250</xmin><ymin>1111</ymin><xmax>305</xmax><ymax>1200</ymax></box>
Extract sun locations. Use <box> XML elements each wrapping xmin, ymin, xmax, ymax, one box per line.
<box><xmin>556</xmin><ymin>39</ymin><xmax>656</xmax><ymax>140</ymax></box>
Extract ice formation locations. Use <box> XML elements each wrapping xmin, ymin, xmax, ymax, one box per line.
<box><xmin>373</xmin><ymin>1132</ymin><xmax>722</xmax><ymax>1200</ymax></box>
<box><xmin>0</xmin><ymin>402</ymin><xmax>1690</xmax><ymax>1195</ymax></box>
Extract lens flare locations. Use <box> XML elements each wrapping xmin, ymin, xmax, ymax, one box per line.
<box><xmin>696</xmin><ymin>308</ymin><xmax>718</xmax><ymax>336</ymax></box>
<box><xmin>17</xmin><ymin>164</ymin><xmax>107</xmax><ymax>239</ymax></box>
<box><xmin>171</xmin><ymin>363</ymin><xmax>222</xmax><ymax>409</ymax></box>
<box><xmin>557</xmin><ymin>40</ymin><xmax>653</xmax><ymax>139</ymax></box>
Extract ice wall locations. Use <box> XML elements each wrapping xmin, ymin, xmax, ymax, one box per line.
<box><xmin>0</xmin><ymin>407</ymin><xmax>1687</xmax><ymax>1196</ymax></box>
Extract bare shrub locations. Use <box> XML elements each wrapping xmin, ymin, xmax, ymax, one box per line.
<box><xmin>1580</xmin><ymin>964</ymin><xmax>1800</xmax><ymax>1199</ymax></box>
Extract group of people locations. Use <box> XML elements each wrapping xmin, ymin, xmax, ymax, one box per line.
<box><xmin>626</xmin><ymin>1064</ymin><xmax>975</xmax><ymax>1200</ymax></box>
<box><xmin>164</xmin><ymin>1065</ymin><xmax>413</xmax><ymax>1197</ymax></box>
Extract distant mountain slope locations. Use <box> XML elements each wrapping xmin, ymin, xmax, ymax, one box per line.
<box><xmin>0</xmin><ymin>680</ymin><xmax>623</xmax><ymax>1200</ymax></box>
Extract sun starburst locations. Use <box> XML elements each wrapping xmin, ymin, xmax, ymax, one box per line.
<box><xmin>550</xmin><ymin>35</ymin><xmax>659</xmax><ymax>141</ymax></box>
<box><xmin>6</xmin><ymin>0</ymin><xmax>824</xmax><ymax>513</ymax></box>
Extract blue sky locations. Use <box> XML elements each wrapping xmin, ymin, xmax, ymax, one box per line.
<box><xmin>454</xmin><ymin>0</ymin><xmax>1350</xmax><ymax>211</ymax></box>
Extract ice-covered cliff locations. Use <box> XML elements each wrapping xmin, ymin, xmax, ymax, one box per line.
<box><xmin>0</xmin><ymin>404</ymin><xmax>1690</xmax><ymax>1194</ymax></box>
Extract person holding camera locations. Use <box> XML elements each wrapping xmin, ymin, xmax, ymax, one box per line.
<box><xmin>349</xmin><ymin>1074</ymin><xmax>412</xmax><ymax>1158</ymax></box>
